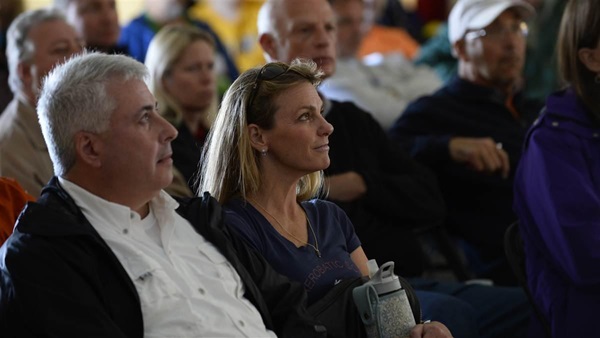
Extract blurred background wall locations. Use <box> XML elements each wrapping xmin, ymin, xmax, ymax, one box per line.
<box><xmin>22</xmin><ymin>0</ymin><xmax>144</xmax><ymax>23</ymax></box>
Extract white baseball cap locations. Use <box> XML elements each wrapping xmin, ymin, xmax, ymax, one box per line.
<box><xmin>448</xmin><ymin>0</ymin><xmax>535</xmax><ymax>45</ymax></box>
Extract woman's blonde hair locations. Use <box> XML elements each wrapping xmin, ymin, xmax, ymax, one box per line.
<box><xmin>557</xmin><ymin>0</ymin><xmax>600</xmax><ymax>121</ymax></box>
<box><xmin>199</xmin><ymin>59</ymin><xmax>325</xmax><ymax>204</ymax></box>
<box><xmin>145</xmin><ymin>24</ymin><xmax>216</xmax><ymax>126</ymax></box>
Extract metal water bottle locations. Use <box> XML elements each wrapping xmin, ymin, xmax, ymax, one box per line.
<box><xmin>353</xmin><ymin>261</ymin><xmax>416</xmax><ymax>338</ymax></box>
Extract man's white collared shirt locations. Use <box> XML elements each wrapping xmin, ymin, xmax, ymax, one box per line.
<box><xmin>59</xmin><ymin>178</ymin><xmax>276</xmax><ymax>337</ymax></box>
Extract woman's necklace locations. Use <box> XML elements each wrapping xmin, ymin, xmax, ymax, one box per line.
<box><xmin>249</xmin><ymin>198</ymin><xmax>321</xmax><ymax>258</ymax></box>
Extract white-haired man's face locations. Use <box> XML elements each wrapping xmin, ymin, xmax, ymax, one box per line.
<box><xmin>262</xmin><ymin>0</ymin><xmax>337</xmax><ymax>78</ymax></box>
<box><xmin>97</xmin><ymin>78</ymin><xmax>178</xmax><ymax>200</ymax></box>
<box><xmin>21</xmin><ymin>19</ymin><xmax>83</xmax><ymax>104</ymax></box>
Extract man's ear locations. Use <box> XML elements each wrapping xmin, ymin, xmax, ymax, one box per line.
<box><xmin>17</xmin><ymin>61</ymin><xmax>33</xmax><ymax>90</ymax></box>
<box><xmin>453</xmin><ymin>39</ymin><xmax>469</xmax><ymax>61</ymax></box>
<box><xmin>259</xmin><ymin>33</ymin><xmax>278</xmax><ymax>61</ymax></box>
<box><xmin>247</xmin><ymin>123</ymin><xmax>268</xmax><ymax>152</ymax></box>
<box><xmin>578</xmin><ymin>47</ymin><xmax>600</xmax><ymax>73</ymax></box>
<box><xmin>74</xmin><ymin>131</ymin><xmax>103</xmax><ymax>168</ymax></box>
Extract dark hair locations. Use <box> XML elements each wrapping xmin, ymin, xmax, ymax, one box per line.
<box><xmin>557</xmin><ymin>0</ymin><xmax>600</xmax><ymax>121</ymax></box>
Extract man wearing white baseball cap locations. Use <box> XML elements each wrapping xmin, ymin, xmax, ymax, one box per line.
<box><xmin>448</xmin><ymin>0</ymin><xmax>535</xmax><ymax>48</ymax></box>
<box><xmin>390</xmin><ymin>0</ymin><xmax>543</xmax><ymax>286</ymax></box>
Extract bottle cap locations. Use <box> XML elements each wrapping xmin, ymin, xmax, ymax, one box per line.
<box><xmin>370</xmin><ymin>261</ymin><xmax>402</xmax><ymax>295</ymax></box>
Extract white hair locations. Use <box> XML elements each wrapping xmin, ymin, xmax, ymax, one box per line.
<box><xmin>37</xmin><ymin>52</ymin><xmax>149</xmax><ymax>176</ymax></box>
<box><xmin>6</xmin><ymin>8</ymin><xmax>66</xmax><ymax>93</ymax></box>
<box><xmin>257</xmin><ymin>0</ymin><xmax>283</xmax><ymax>61</ymax></box>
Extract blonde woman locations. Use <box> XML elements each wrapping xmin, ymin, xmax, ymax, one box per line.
<box><xmin>146</xmin><ymin>24</ymin><xmax>218</xmax><ymax>196</ymax></box>
<box><xmin>199</xmin><ymin>59</ymin><xmax>452</xmax><ymax>338</ymax></box>
<box><xmin>199</xmin><ymin>59</ymin><xmax>368</xmax><ymax>303</ymax></box>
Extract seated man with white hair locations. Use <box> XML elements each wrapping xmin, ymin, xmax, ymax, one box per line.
<box><xmin>0</xmin><ymin>8</ymin><xmax>83</xmax><ymax>196</ymax></box>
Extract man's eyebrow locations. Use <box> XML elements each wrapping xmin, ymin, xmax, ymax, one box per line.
<box><xmin>135</xmin><ymin>103</ymin><xmax>156</xmax><ymax>117</ymax></box>
<box><xmin>141</xmin><ymin>104</ymin><xmax>155</xmax><ymax>112</ymax></box>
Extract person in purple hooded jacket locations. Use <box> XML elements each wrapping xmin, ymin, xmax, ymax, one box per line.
<box><xmin>513</xmin><ymin>1</ymin><xmax>600</xmax><ymax>337</ymax></box>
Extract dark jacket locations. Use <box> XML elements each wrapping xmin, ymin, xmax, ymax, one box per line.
<box><xmin>325</xmin><ymin>99</ymin><xmax>446</xmax><ymax>276</ymax></box>
<box><xmin>389</xmin><ymin>77</ymin><xmax>541</xmax><ymax>265</ymax></box>
<box><xmin>0</xmin><ymin>177</ymin><xmax>324</xmax><ymax>337</ymax></box>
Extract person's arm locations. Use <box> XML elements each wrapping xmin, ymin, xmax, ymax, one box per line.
<box><xmin>350</xmin><ymin>246</ymin><xmax>369</xmax><ymax>276</ymax></box>
<box><xmin>389</xmin><ymin>99</ymin><xmax>509</xmax><ymax>177</ymax></box>
<box><xmin>516</xmin><ymin>125</ymin><xmax>600</xmax><ymax>287</ymax></box>
<box><xmin>331</xmin><ymin>201</ymin><xmax>369</xmax><ymax>276</ymax></box>
<box><xmin>324</xmin><ymin>171</ymin><xmax>367</xmax><ymax>202</ymax></box>
<box><xmin>449</xmin><ymin>137</ymin><xmax>510</xmax><ymax>178</ymax></box>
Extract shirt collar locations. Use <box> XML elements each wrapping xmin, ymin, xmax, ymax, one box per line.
<box><xmin>58</xmin><ymin>177</ymin><xmax>180</xmax><ymax>236</ymax></box>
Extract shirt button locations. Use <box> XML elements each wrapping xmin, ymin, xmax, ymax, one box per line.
<box><xmin>551</xmin><ymin>121</ymin><xmax>559</xmax><ymax>127</ymax></box>
<box><xmin>239</xmin><ymin>320</ymin><xmax>245</xmax><ymax>327</ymax></box>
<box><xmin>198</xmin><ymin>288</ymin><xmax>205</xmax><ymax>295</ymax></box>
<box><xmin>122</xmin><ymin>229</ymin><xmax>129</xmax><ymax>234</ymax></box>
<box><xmin>593</xmin><ymin>133</ymin><xmax>599</xmax><ymax>138</ymax></box>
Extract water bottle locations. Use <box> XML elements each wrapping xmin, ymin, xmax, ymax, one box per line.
<box><xmin>353</xmin><ymin>261</ymin><xmax>416</xmax><ymax>338</ymax></box>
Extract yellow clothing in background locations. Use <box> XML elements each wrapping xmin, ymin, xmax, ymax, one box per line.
<box><xmin>190</xmin><ymin>0</ymin><xmax>266</xmax><ymax>72</ymax></box>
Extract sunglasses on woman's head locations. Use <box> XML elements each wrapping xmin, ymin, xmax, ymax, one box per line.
<box><xmin>246</xmin><ymin>63</ymin><xmax>291</xmax><ymax>110</ymax></box>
